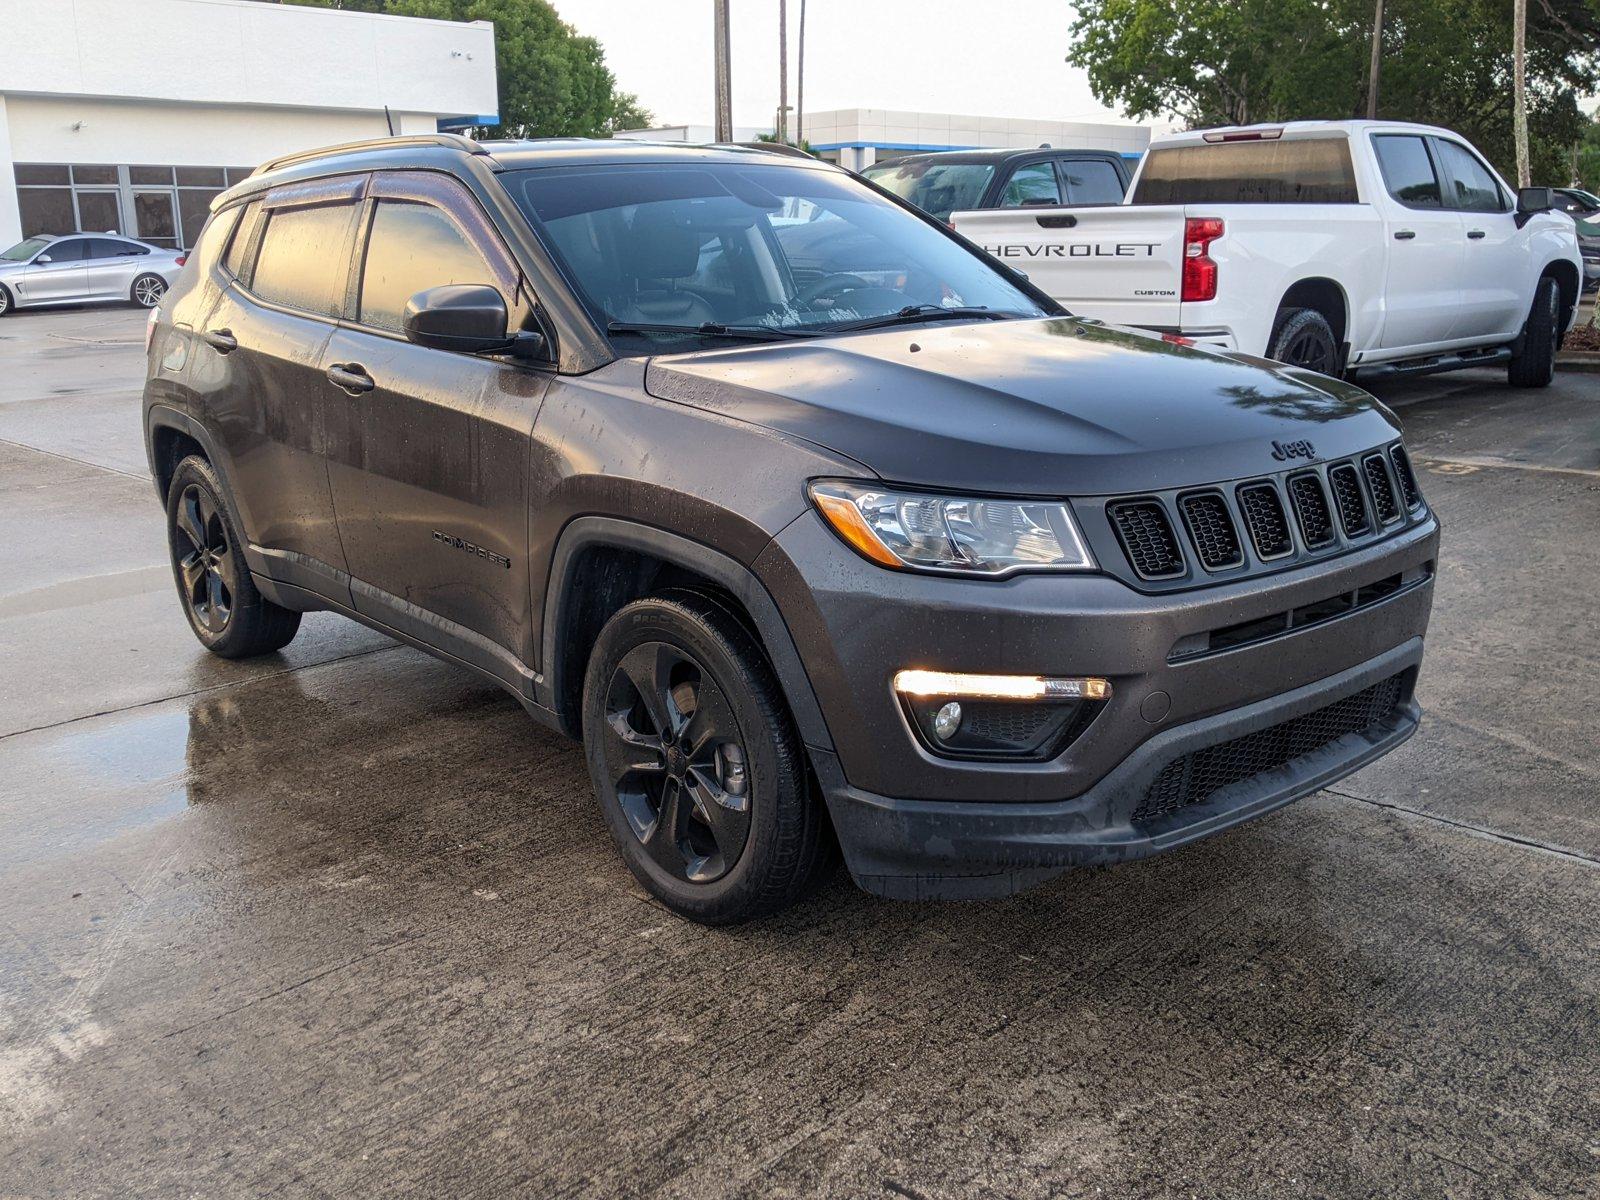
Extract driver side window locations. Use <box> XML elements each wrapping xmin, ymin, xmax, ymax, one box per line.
<box><xmin>358</xmin><ymin>200</ymin><xmax>495</xmax><ymax>333</ymax></box>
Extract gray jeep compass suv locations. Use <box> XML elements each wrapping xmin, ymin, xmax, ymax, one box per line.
<box><xmin>143</xmin><ymin>134</ymin><xmax>1438</xmax><ymax>923</ymax></box>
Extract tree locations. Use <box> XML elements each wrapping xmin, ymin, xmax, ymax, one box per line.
<box><xmin>271</xmin><ymin>0</ymin><xmax>651</xmax><ymax>138</ymax></box>
<box><xmin>1068</xmin><ymin>0</ymin><xmax>1600</xmax><ymax>185</ymax></box>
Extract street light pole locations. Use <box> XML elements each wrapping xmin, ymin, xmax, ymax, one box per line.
<box><xmin>796</xmin><ymin>0</ymin><xmax>806</xmax><ymax>146</ymax></box>
<box><xmin>1365</xmin><ymin>0</ymin><xmax>1384</xmax><ymax>120</ymax></box>
<box><xmin>713</xmin><ymin>0</ymin><xmax>733</xmax><ymax>142</ymax></box>
<box><xmin>778</xmin><ymin>0</ymin><xmax>788</xmax><ymax>144</ymax></box>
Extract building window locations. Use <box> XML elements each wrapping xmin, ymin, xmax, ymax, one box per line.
<box><xmin>13</xmin><ymin>162</ymin><xmax>248</xmax><ymax>247</ymax></box>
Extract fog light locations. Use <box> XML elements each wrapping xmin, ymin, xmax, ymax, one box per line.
<box><xmin>933</xmin><ymin>701</ymin><xmax>963</xmax><ymax>740</ymax></box>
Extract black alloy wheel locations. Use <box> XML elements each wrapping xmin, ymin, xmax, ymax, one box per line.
<box><xmin>173</xmin><ymin>482</ymin><xmax>236</xmax><ymax>635</ymax></box>
<box><xmin>1270</xmin><ymin>308</ymin><xmax>1341</xmax><ymax>376</ymax></box>
<box><xmin>600</xmin><ymin>641</ymin><xmax>752</xmax><ymax>883</ymax></box>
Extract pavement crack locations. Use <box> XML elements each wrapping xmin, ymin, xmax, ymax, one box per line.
<box><xmin>0</xmin><ymin>643</ymin><xmax>405</xmax><ymax>743</ymax></box>
<box><xmin>0</xmin><ymin>436</ymin><xmax>149</xmax><ymax>481</ymax></box>
<box><xmin>1325</xmin><ymin>787</ymin><xmax>1600</xmax><ymax>869</ymax></box>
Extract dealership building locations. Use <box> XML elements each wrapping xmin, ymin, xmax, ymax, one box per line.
<box><xmin>618</xmin><ymin>110</ymin><xmax>1151</xmax><ymax>171</ymax></box>
<box><xmin>0</xmin><ymin>0</ymin><xmax>498</xmax><ymax>249</ymax></box>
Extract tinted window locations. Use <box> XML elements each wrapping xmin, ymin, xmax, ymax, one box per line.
<box><xmin>861</xmin><ymin>160</ymin><xmax>996</xmax><ymax>220</ymax></box>
<box><xmin>17</xmin><ymin>189</ymin><xmax>73</xmax><ymax>238</ymax></box>
<box><xmin>223</xmin><ymin>203</ymin><xmax>258</xmax><ymax>278</ymax></box>
<box><xmin>40</xmin><ymin>239</ymin><xmax>86</xmax><ymax>262</ymax></box>
<box><xmin>1372</xmin><ymin>136</ymin><xmax>1441</xmax><ymax>207</ymax></box>
<box><xmin>1433</xmin><ymin>140</ymin><xmax>1506</xmax><ymax>213</ymax></box>
<box><xmin>999</xmin><ymin>163</ymin><xmax>1062</xmax><ymax>207</ymax></box>
<box><xmin>509</xmin><ymin>162</ymin><xmax>1046</xmax><ymax>350</ymax></box>
<box><xmin>14</xmin><ymin>164</ymin><xmax>70</xmax><ymax>186</ymax></box>
<box><xmin>358</xmin><ymin>200</ymin><xmax>496</xmax><ymax>332</ymax></box>
<box><xmin>1061</xmin><ymin>159</ymin><xmax>1126</xmax><ymax>204</ymax></box>
<box><xmin>250</xmin><ymin>202</ymin><xmax>357</xmax><ymax>317</ymax></box>
<box><xmin>87</xmin><ymin>238</ymin><xmax>146</xmax><ymax>259</ymax></box>
<box><xmin>1133</xmin><ymin>138</ymin><xmax>1358</xmax><ymax>204</ymax></box>
<box><xmin>184</xmin><ymin>207</ymin><xmax>241</xmax><ymax>271</ymax></box>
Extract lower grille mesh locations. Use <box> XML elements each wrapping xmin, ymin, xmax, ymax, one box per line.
<box><xmin>1133</xmin><ymin>672</ymin><xmax>1407</xmax><ymax>825</ymax></box>
<box><xmin>1109</xmin><ymin>501</ymin><xmax>1185</xmax><ymax>579</ymax></box>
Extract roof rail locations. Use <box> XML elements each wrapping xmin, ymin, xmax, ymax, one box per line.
<box><xmin>251</xmin><ymin>132</ymin><xmax>487</xmax><ymax>178</ymax></box>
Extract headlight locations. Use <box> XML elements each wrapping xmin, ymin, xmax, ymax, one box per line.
<box><xmin>809</xmin><ymin>480</ymin><xmax>1095</xmax><ymax>576</ymax></box>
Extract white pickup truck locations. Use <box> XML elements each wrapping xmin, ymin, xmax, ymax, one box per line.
<box><xmin>952</xmin><ymin>120</ymin><xmax>1584</xmax><ymax>386</ymax></box>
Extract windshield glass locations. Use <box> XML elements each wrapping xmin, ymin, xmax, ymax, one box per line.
<box><xmin>2</xmin><ymin>238</ymin><xmax>50</xmax><ymax>262</ymax></box>
<box><xmin>506</xmin><ymin>161</ymin><xmax>1044</xmax><ymax>349</ymax></box>
<box><xmin>861</xmin><ymin>160</ymin><xmax>995</xmax><ymax>220</ymax></box>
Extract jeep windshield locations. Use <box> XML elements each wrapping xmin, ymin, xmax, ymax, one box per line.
<box><xmin>503</xmin><ymin>160</ymin><xmax>1047</xmax><ymax>351</ymax></box>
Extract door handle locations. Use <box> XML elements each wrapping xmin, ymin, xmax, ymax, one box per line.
<box><xmin>201</xmin><ymin>329</ymin><xmax>237</xmax><ymax>354</ymax></box>
<box><xmin>1393</xmin><ymin>230</ymin><xmax>1416</xmax><ymax>240</ymax></box>
<box><xmin>1467</xmin><ymin>228</ymin><xmax>1487</xmax><ymax>239</ymax></box>
<box><xmin>327</xmin><ymin>363</ymin><xmax>375</xmax><ymax>395</ymax></box>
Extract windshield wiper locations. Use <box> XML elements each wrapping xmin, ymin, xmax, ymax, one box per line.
<box><xmin>606</xmin><ymin>320</ymin><xmax>814</xmax><ymax>342</ymax></box>
<box><xmin>822</xmin><ymin>305</ymin><xmax>1023</xmax><ymax>333</ymax></box>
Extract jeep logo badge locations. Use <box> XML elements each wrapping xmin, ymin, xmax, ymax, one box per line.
<box><xmin>1270</xmin><ymin>438</ymin><xmax>1317</xmax><ymax>463</ymax></box>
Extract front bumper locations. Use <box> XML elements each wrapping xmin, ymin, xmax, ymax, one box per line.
<box><xmin>755</xmin><ymin>507</ymin><xmax>1438</xmax><ymax>898</ymax></box>
<box><xmin>817</xmin><ymin>638</ymin><xmax>1420</xmax><ymax>899</ymax></box>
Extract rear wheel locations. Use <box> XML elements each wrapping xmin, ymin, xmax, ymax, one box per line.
<box><xmin>1267</xmin><ymin>307</ymin><xmax>1341</xmax><ymax>376</ymax></box>
<box><xmin>1507</xmin><ymin>275</ymin><xmax>1558</xmax><ymax>388</ymax></box>
<box><xmin>165</xmin><ymin>455</ymin><xmax>301</xmax><ymax>658</ymax></box>
<box><xmin>131</xmin><ymin>273</ymin><xmax>166</xmax><ymax>309</ymax></box>
<box><xmin>582</xmin><ymin>591</ymin><xmax>829</xmax><ymax>924</ymax></box>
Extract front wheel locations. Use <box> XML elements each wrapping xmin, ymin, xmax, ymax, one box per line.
<box><xmin>131</xmin><ymin>273</ymin><xmax>167</xmax><ymax>309</ymax></box>
<box><xmin>166</xmin><ymin>455</ymin><xmax>301</xmax><ymax>658</ymax></box>
<box><xmin>1267</xmin><ymin>307</ymin><xmax>1341</xmax><ymax>376</ymax></box>
<box><xmin>582</xmin><ymin>592</ymin><xmax>830</xmax><ymax>924</ymax></box>
<box><xmin>1507</xmin><ymin>276</ymin><xmax>1558</xmax><ymax>388</ymax></box>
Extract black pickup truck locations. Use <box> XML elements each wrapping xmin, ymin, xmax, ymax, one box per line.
<box><xmin>861</xmin><ymin>147</ymin><xmax>1133</xmax><ymax>221</ymax></box>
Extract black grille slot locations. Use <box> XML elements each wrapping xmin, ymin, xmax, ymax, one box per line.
<box><xmin>1389</xmin><ymin>445</ymin><xmax>1422</xmax><ymax>510</ymax></box>
<box><xmin>1236</xmin><ymin>483</ymin><xmax>1293</xmax><ymax>559</ymax></box>
<box><xmin>1364</xmin><ymin>454</ymin><xmax>1400</xmax><ymax>525</ymax></box>
<box><xmin>1328</xmin><ymin>463</ymin><xmax>1370</xmax><ymax>538</ymax></box>
<box><xmin>1178</xmin><ymin>492</ymin><xmax>1243</xmax><ymax>571</ymax></box>
<box><xmin>1133</xmin><ymin>673</ymin><xmax>1408</xmax><ymax>824</ymax></box>
<box><xmin>1286</xmin><ymin>473</ymin><xmax>1336</xmax><ymax>549</ymax></box>
<box><xmin>1109</xmin><ymin>500</ymin><xmax>1185</xmax><ymax>580</ymax></box>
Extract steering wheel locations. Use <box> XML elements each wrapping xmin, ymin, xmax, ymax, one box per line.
<box><xmin>796</xmin><ymin>272</ymin><xmax>874</xmax><ymax>308</ymax></box>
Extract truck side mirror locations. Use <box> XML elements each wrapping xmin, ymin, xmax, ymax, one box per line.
<box><xmin>1515</xmin><ymin>187</ymin><xmax>1554</xmax><ymax>227</ymax></box>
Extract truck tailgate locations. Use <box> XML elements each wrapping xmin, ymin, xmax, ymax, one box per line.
<box><xmin>952</xmin><ymin>205</ymin><xmax>1186</xmax><ymax>330</ymax></box>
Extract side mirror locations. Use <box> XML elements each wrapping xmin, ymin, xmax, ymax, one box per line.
<box><xmin>1517</xmin><ymin>187</ymin><xmax>1554</xmax><ymax>215</ymax></box>
<box><xmin>35</xmin><ymin>254</ymin><xmax>52</xmax><ymax>264</ymax></box>
<box><xmin>403</xmin><ymin>284</ymin><xmax>511</xmax><ymax>353</ymax></box>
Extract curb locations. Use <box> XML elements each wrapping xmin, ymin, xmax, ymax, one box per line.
<box><xmin>1556</xmin><ymin>352</ymin><xmax>1600</xmax><ymax>372</ymax></box>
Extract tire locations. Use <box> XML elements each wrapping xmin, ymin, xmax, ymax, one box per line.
<box><xmin>0</xmin><ymin>284</ymin><xmax>12</xmax><ymax>317</ymax></box>
<box><xmin>582</xmin><ymin>590</ymin><xmax>829</xmax><ymax>924</ymax></box>
<box><xmin>165</xmin><ymin>455</ymin><xmax>301</xmax><ymax>658</ymax></box>
<box><xmin>1267</xmin><ymin>307</ymin><xmax>1341</xmax><ymax>376</ymax></box>
<box><xmin>131</xmin><ymin>273</ymin><xmax>167</xmax><ymax>309</ymax></box>
<box><xmin>1507</xmin><ymin>275</ymin><xmax>1558</xmax><ymax>388</ymax></box>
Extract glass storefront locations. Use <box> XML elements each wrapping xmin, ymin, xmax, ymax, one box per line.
<box><xmin>12</xmin><ymin>163</ymin><xmax>255</xmax><ymax>249</ymax></box>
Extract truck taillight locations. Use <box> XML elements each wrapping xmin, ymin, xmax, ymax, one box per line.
<box><xmin>1182</xmin><ymin>217</ymin><xmax>1224</xmax><ymax>303</ymax></box>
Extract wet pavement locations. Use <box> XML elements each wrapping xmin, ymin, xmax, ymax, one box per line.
<box><xmin>2</xmin><ymin>305</ymin><xmax>1598</xmax><ymax>1199</ymax></box>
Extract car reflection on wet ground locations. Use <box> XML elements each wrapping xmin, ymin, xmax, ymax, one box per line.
<box><xmin>2</xmin><ymin>306</ymin><xmax>1598</xmax><ymax>1198</ymax></box>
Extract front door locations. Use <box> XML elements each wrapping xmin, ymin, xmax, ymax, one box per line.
<box><xmin>20</xmin><ymin>237</ymin><xmax>89</xmax><ymax>303</ymax></box>
<box><xmin>322</xmin><ymin>173</ymin><xmax>547</xmax><ymax>684</ymax></box>
<box><xmin>1370</xmin><ymin>133</ymin><xmax>1465</xmax><ymax>352</ymax></box>
<box><xmin>1431</xmin><ymin>137</ymin><xmax>1526</xmax><ymax>342</ymax></box>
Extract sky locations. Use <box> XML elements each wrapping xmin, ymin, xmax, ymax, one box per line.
<box><xmin>548</xmin><ymin>0</ymin><xmax>1140</xmax><ymax>132</ymax></box>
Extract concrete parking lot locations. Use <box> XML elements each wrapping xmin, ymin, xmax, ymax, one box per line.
<box><xmin>2</xmin><ymin>303</ymin><xmax>1597</xmax><ymax>1199</ymax></box>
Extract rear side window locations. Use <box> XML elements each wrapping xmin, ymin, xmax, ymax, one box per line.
<box><xmin>1060</xmin><ymin>159</ymin><xmax>1125</xmax><ymax>204</ymax></box>
<box><xmin>87</xmin><ymin>238</ymin><xmax>146</xmax><ymax>259</ymax></box>
<box><xmin>1372</xmin><ymin>135</ymin><xmax>1441</xmax><ymax>207</ymax></box>
<box><xmin>250</xmin><ymin>202</ymin><xmax>358</xmax><ymax>317</ymax></box>
<box><xmin>357</xmin><ymin>200</ymin><xmax>496</xmax><ymax>332</ymax></box>
<box><xmin>1432</xmin><ymin>139</ymin><xmax>1507</xmax><ymax>213</ymax></box>
<box><xmin>184</xmin><ymin>207</ymin><xmax>242</xmax><ymax>273</ymax></box>
<box><xmin>999</xmin><ymin>163</ymin><xmax>1062</xmax><ymax>207</ymax></box>
<box><xmin>1132</xmin><ymin>138</ymin><xmax>1358</xmax><ymax>205</ymax></box>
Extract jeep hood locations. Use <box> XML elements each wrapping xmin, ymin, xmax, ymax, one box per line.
<box><xmin>643</xmin><ymin>317</ymin><xmax>1402</xmax><ymax>495</ymax></box>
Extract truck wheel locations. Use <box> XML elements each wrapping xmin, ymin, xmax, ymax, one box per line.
<box><xmin>166</xmin><ymin>455</ymin><xmax>302</xmax><ymax>658</ymax></box>
<box><xmin>1267</xmin><ymin>308</ymin><xmax>1341</xmax><ymax>376</ymax></box>
<box><xmin>1507</xmin><ymin>276</ymin><xmax>1558</xmax><ymax>388</ymax></box>
<box><xmin>582</xmin><ymin>591</ymin><xmax>829</xmax><ymax>924</ymax></box>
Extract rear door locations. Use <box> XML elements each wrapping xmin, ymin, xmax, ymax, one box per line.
<box><xmin>320</xmin><ymin>171</ymin><xmax>548</xmax><ymax>682</ymax></box>
<box><xmin>20</xmin><ymin>237</ymin><xmax>89</xmax><ymax>303</ymax></box>
<box><xmin>1055</xmin><ymin>156</ymin><xmax>1127</xmax><ymax>205</ymax></box>
<box><xmin>1430</xmin><ymin>136</ymin><xmax>1524</xmax><ymax>342</ymax></box>
<box><xmin>84</xmin><ymin>237</ymin><xmax>144</xmax><ymax>299</ymax></box>
<box><xmin>192</xmin><ymin>177</ymin><xmax>364</xmax><ymax>596</ymax></box>
<box><xmin>1368</xmin><ymin>133</ymin><xmax>1465</xmax><ymax>351</ymax></box>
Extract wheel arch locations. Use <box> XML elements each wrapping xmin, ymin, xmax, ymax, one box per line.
<box><xmin>144</xmin><ymin>406</ymin><xmax>251</xmax><ymax>541</ymax></box>
<box><xmin>1276</xmin><ymin>276</ymin><xmax>1350</xmax><ymax>348</ymax></box>
<box><xmin>1541</xmin><ymin>258</ymin><xmax>1580</xmax><ymax>333</ymax></box>
<box><xmin>539</xmin><ymin>516</ymin><xmax>833</xmax><ymax>754</ymax></box>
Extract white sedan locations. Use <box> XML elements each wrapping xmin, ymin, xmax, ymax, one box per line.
<box><xmin>0</xmin><ymin>233</ymin><xmax>186</xmax><ymax>316</ymax></box>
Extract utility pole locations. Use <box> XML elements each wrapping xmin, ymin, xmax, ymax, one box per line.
<box><xmin>778</xmin><ymin>0</ymin><xmax>788</xmax><ymax>144</ymax></box>
<box><xmin>1365</xmin><ymin>0</ymin><xmax>1384</xmax><ymax>120</ymax></box>
<box><xmin>796</xmin><ymin>0</ymin><xmax>806</xmax><ymax>145</ymax></box>
<box><xmin>1513</xmin><ymin>0</ymin><xmax>1530</xmax><ymax>186</ymax></box>
<box><xmin>713</xmin><ymin>0</ymin><xmax>733</xmax><ymax>142</ymax></box>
